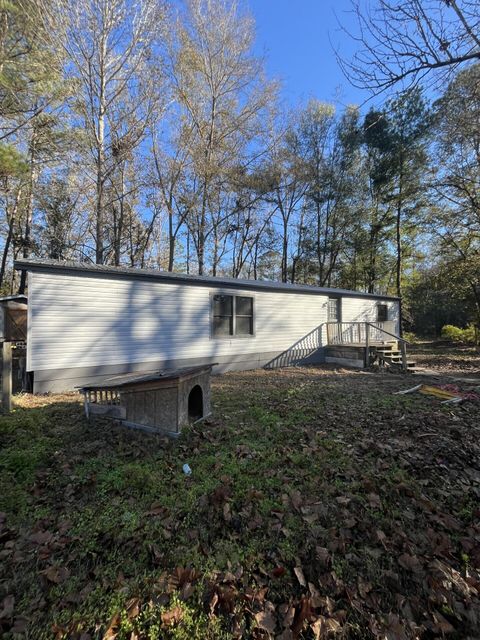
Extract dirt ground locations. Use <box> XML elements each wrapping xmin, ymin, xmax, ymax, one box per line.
<box><xmin>410</xmin><ymin>342</ymin><xmax>480</xmax><ymax>377</ymax></box>
<box><xmin>0</xmin><ymin>344</ymin><xmax>479</xmax><ymax>639</ymax></box>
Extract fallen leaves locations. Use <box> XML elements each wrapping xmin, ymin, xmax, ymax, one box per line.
<box><xmin>294</xmin><ymin>566</ymin><xmax>307</xmax><ymax>588</ymax></box>
<box><xmin>125</xmin><ymin>597</ymin><xmax>141</xmax><ymax>620</ymax></box>
<box><xmin>43</xmin><ymin>565</ymin><xmax>70</xmax><ymax>584</ymax></box>
<box><xmin>1</xmin><ymin>363</ymin><xmax>480</xmax><ymax>637</ymax></box>
<box><xmin>397</xmin><ymin>553</ymin><xmax>424</xmax><ymax>574</ymax></box>
<box><xmin>367</xmin><ymin>492</ymin><xmax>382</xmax><ymax>509</ymax></box>
<box><xmin>428</xmin><ymin>559</ymin><xmax>476</xmax><ymax>600</ymax></box>
<box><xmin>315</xmin><ymin>547</ymin><xmax>332</xmax><ymax>569</ymax></box>
<box><xmin>254</xmin><ymin>600</ymin><xmax>276</xmax><ymax>634</ymax></box>
<box><xmin>29</xmin><ymin>530</ymin><xmax>54</xmax><ymax>545</ymax></box>
<box><xmin>103</xmin><ymin>612</ymin><xmax>121</xmax><ymax>640</ymax></box>
<box><xmin>311</xmin><ymin>615</ymin><xmax>341</xmax><ymax>639</ymax></box>
<box><xmin>0</xmin><ymin>595</ymin><xmax>14</xmax><ymax>620</ymax></box>
<box><xmin>161</xmin><ymin>605</ymin><xmax>184</xmax><ymax>627</ymax></box>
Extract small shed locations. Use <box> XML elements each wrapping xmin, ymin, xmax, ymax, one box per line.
<box><xmin>79</xmin><ymin>364</ymin><xmax>213</xmax><ymax>436</ymax></box>
<box><xmin>0</xmin><ymin>295</ymin><xmax>27</xmax><ymax>342</ymax></box>
<box><xmin>0</xmin><ymin>295</ymin><xmax>28</xmax><ymax>409</ymax></box>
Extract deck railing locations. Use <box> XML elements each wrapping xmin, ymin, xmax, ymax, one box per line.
<box><xmin>326</xmin><ymin>321</ymin><xmax>408</xmax><ymax>370</ymax></box>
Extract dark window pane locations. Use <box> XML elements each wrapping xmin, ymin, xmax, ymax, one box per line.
<box><xmin>213</xmin><ymin>294</ymin><xmax>233</xmax><ymax>316</ymax></box>
<box><xmin>213</xmin><ymin>316</ymin><xmax>233</xmax><ymax>336</ymax></box>
<box><xmin>236</xmin><ymin>296</ymin><xmax>253</xmax><ymax>316</ymax></box>
<box><xmin>236</xmin><ymin>316</ymin><xmax>253</xmax><ymax>335</ymax></box>
<box><xmin>377</xmin><ymin>304</ymin><xmax>388</xmax><ymax>322</ymax></box>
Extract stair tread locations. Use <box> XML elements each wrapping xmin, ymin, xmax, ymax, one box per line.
<box><xmin>389</xmin><ymin>362</ymin><xmax>416</xmax><ymax>367</ymax></box>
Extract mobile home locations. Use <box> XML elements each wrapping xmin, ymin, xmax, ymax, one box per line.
<box><xmin>15</xmin><ymin>259</ymin><xmax>401</xmax><ymax>393</ymax></box>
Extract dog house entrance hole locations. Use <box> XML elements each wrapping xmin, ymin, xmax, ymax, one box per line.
<box><xmin>188</xmin><ymin>385</ymin><xmax>203</xmax><ymax>422</ymax></box>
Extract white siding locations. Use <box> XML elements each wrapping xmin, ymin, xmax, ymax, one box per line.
<box><xmin>27</xmin><ymin>271</ymin><xmax>399</xmax><ymax>373</ymax></box>
<box><xmin>341</xmin><ymin>297</ymin><xmax>399</xmax><ymax>333</ymax></box>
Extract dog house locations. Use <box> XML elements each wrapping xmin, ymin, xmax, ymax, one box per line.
<box><xmin>79</xmin><ymin>364</ymin><xmax>213</xmax><ymax>436</ymax></box>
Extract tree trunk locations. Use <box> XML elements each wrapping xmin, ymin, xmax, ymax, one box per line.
<box><xmin>197</xmin><ymin>181</ymin><xmax>208</xmax><ymax>275</ymax></box>
<box><xmin>0</xmin><ymin>187</ymin><xmax>21</xmax><ymax>290</ymax></box>
<box><xmin>95</xmin><ymin>33</ymin><xmax>107</xmax><ymax>265</ymax></box>
<box><xmin>19</xmin><ymin>128</ymin><xmax>38</xmax><ymax>294</ymax></box>
<box><xmin>395</xmin><ymin>149</ymin><xmax>405</xmax><ymax>335</ymax></box>
<box><xmin>292</xmin><ymin>210</ymin><xmax>304</xmax><ymax>284</ymax></box>
<box><xmin>168</xmin><ymin>199</ymin><xmax>175</xmax><ymax>272</ymax></box>
<box><xmin>281</xmin><ymin>218</ymin><xmax>288</xmax><ymax>282</ymax></box>
<box><xmin>212</xmin><ymin>224</ymin><xmax>219</xmax><ymax>276</ymax></box>
<box><xmin>113</xmin><ymin>164</ymin><xmax>126</xmax><ymax>266</ymax></box>
<box><xmin>0</xmin><ymin>221</ymin><xmax>14</xmax><ymax>290</ymax></box>
<box><xmin>253</xmin><ymin>237</ymin><xmax>258</xmax><ymax>280</ymax></box>
<box><xmin>367</xmin><ymin>225</ymin><xmax>377</xmax><ymax>294</ymax></box>
<box><xmin>471</xmin><ymin>281</ymin><xmax>480</xmax><ymax>345</ymax></box>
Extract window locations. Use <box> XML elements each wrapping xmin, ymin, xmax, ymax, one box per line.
<box><xmin>328</xmin><ymin>297</ymin><xmax>340</xmax><ymax>322</ymax></box>
<box><xmin>377</xmin><ymin>304</ymin><xmax>388</xmax><ymax>322</ymax></box>
<box><xmin>212</xmin><ymin>294</ymin><xmax>254</xmax><ymax>337</ymax></box>
<box><xmin>212</xmin><ymin>294</ymin><xmax>233</xmax><ymax>336</ymax></box>
<box><xmin>235</xmin><ymin>296</ymin><xmax>254</xmax><ymax>335</ymax></box>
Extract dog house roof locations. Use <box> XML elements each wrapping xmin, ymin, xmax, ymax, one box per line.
<box><xmin>78</xmin><ymin>364</ymin><xmax>214</xmax><ymax>391</ymax></box>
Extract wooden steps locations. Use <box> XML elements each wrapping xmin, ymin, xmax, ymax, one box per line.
<box><xmin>326</xmin><ymin>321</ymin><xmax>417</xmax><ymax>373</ymax></box>
<box><xmin>374</xmin><ymin>344</ymin><xmax>417</xmax><ymax>372</ymax></box>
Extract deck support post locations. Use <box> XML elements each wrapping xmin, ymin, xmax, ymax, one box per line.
<box><xmin>2</xmin><ymin>341</ymin><xmax>12</xmax><ymax>412</ymax></box>
<box><xmin>364</xmin><ymin>322</ymin><xmax>370</xmax><ymax>367</ymax></box>
<box><xmin>400</xmin><ymin>341</ymin><xmax>408</xmax><ymax>372</ymax></box>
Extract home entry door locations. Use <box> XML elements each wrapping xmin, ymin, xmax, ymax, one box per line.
<box><xmin>328</xmin><ymin>297</ymin><xmax>341</xmax><ymax>323</ymax></box>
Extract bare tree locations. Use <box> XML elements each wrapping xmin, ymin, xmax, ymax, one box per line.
<box><xmin>262</xmin><ymin>112</ymin><xmax>309</xmax><ymax>283</ymax></box>
<box><xmin>40</xmin><ymin>0</ymin><xmax>166</xmax><ymax>264</ymax></box>
<box><xmin>149</xmin><ymin>112</ymin><xmax>194</xmax><ymax>272</ymax></box>
<box><xmin>336</xmin><ymin>0</ymin><xmax>480</xmax><ymax>94</ymax></box>
<box><xmin>168</xmin><ymin>0</ymin><xmax>276</xmax><ymax>275</ymax></box>
<box><xmin>105</xmin><ymin>81</ymin><xmax>163</xmax><ymax>266</ymax></box>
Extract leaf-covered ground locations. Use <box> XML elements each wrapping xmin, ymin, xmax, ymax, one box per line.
<box><xmin>409</xmin><ymin>343</ymin><xmax>480</xmax><ymax>375</ymax></box>
<box><xmin>1</xmin><ymin>347</ymin><xmax>479</xmax><ymax>639</ymax></box>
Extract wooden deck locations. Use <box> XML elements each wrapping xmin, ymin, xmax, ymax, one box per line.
<box><xmin>326</xmin><ymin>321</ymin><xmax>409</xmax><ymax>370</ymax></box>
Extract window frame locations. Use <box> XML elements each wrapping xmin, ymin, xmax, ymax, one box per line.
<box><xmin>210</xmin><ymin>291</ymin><xmax>256</xmax><ymax>339</ymax></box>
<box><xmin>376</xmin><ymin>303</ymin><xmax>389</xmax><ymax>323</ymax></box>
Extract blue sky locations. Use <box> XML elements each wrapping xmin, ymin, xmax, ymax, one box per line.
<box><xmin>248</xmin><ymin>0</ymin><xmax>372</xmax><ymax>111</ymax></box>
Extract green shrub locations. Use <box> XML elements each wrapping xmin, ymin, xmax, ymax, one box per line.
<box><xmin>464</xmin><ymin>324</ymin><xmax>478</xmax><ymax>344</ymax></box>
<box><xmin>403</xmin><ymin>331</ymin><xmax>417</xmax><ymax>343</ymax></box>
<box><xmin>441</xmin><ymin>324</ymin><xmax>476</xmax><ymax>344</ymax></box>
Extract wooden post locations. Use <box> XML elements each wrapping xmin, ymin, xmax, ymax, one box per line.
<box><xmin>83</xmin><ymin>391</ymin><xmax>90</xmax><ymax>420</ymax></box>
<box><xmin>2</xmin><ymin>341</ymin><xmax>12</xmax><ymax>412</ymax></box>
<box><xmin>400</xmin><ymin>341</ymin><xmax>408</xmax><ymax>372</ymax></box>
<box><xmin>364</xmin><ymin>322</ymin><xmax>370</xmax><ymax>367</ymax></box>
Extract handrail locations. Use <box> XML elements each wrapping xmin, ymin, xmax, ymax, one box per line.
<box><xmin>325</xmin><ymin>321</ymin><xmax>408</xmax><ymax>344</ymax></box>
<box><xmin>365</xmin><ymin>322</ymin><xmax>409</xmax><ymax>344</ymax></box>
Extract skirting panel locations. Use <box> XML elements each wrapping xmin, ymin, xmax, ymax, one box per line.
<box><xmin>32</xmin><ymin>348</ymin><xmax>326</xmax><ymax>393</ymax></box>
<box><xmin>325</xmin><ymin>356</ymin><xmax>364</xmax><ymax>369</ymax></box>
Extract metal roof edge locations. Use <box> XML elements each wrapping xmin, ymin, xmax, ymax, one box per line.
<box><xmin>14</xmin><ymin>258</ymin><xmax>400</xmax><ymax>301</ymax></box>
<box><xmin>0</xmin><ymin>294</ymin><xmax>27</xmax><ymax>302</ymax></box>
